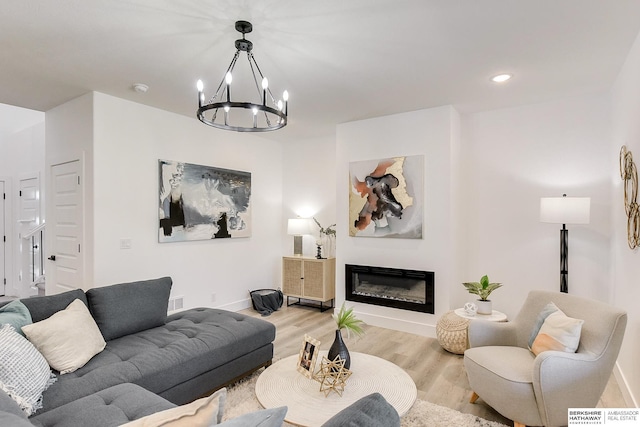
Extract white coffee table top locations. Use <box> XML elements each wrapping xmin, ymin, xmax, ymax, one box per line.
<box><xmin>255</xmin><ymin>351</ymin><xmax>417</xmax><ymax>426</ymax></box>
<box><xmin>454</xmin><ymin>308</ymin><xmax>507</xmax><ymax>322</ymax></box>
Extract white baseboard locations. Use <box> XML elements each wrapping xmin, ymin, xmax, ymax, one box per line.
<box><xmin>353</xmin><ymin>310</ymin><xmax>437</xmax><ymax>338</ymax></box>
<box><xmin>216</xmin><ymin>297</ymin><xmax>252</xmax><ymax>313</ymax></box>
<box><xmin>613</xmin><ymin>362</ymin><xmax>638</xmax><ymax>407</ymax></box>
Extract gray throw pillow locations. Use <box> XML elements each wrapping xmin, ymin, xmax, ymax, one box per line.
<box><xmin>321</xmin><ymin>393</ymin><xmax>400</xmax><ymax>427</ymax></box>
<box><xmin>0</xmin><ymin>300</ymin><xmax>32</xmax><ymax>336</ymax></box>
<box><xmin>20</xmin><ymin>289</ymin><xmax>88</xmax><ymax>322</ymax></box>
<box><xmin>86</xmin><ymin>277</ymin><xmax>172</xmax><ymax>341</ymax></box>
<box><xmin>220</xmin><ymin>406</ymin><xmax>287</xmax><ymax>427</ymax></box>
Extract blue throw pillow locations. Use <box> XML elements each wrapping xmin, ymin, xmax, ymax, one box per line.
<box><xmin>0</xmin><ymin>300</ymin><xmax>32</xmax><ymax>337</ymax></box>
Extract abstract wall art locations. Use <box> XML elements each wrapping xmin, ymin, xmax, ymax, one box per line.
<box><xmin>159</xmin><ymin>159</ymin><xmax>251</xmax><ymax>242</ymax></box>
<box><xmin>349</xmin><ymin>155</ymin><xmax>423</xmax><ymax>238</ymax></box>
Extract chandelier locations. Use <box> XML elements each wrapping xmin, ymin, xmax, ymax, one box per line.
<box><xmin>196</xmin><ymin>20</ymin><xmax>288</xmax><ymax>132</ymax></box>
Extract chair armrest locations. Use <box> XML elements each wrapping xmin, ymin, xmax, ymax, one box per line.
<box><xmin>533</xmin><ymin>351</ymin><xmax>607</xmax><ymax>427</ymax></box>
<box><xmin>468</xmin><ymin>320</ymin><xmax>517</xmax><ymax>347</ymax></box>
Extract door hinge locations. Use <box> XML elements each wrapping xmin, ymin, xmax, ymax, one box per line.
<box><xmin>3</xmin><ymin>278</ymin><xmax>5</xmax><ymax>285</ymax></box>
<box><xmin>78</xmin><ymin>244</ymin><xmax>81</xmax><ymax>253</ymax></box>
<box><xmin>77</xmin><ymin>176</ymin><xmax>80</xmax><ymax>185</ymax></box>
<box><xmin>2</xmin><ymin>193</ymin><xmax>5</xmax><ymax>199</ymax></box>
<box><xmin>19</xmin><ymin>190</ymin><xmax>22</xmax><ymax>197</ymax></box>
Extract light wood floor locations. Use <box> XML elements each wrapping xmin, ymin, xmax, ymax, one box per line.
<box><xmin>240</xmin><ymin>303</ymin><xmax>627</xmax><ymax>427</ymax></box>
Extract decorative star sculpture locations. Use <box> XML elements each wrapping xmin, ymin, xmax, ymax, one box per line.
<box><xmin>314</xmin><ymin>355</ymin><xmax>352</xmax><ymax>397</ymax></box>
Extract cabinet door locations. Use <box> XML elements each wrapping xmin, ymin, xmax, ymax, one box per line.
<box><xmin>302</xmin><ymin>260</ymin><xmax>325</xmax><ymax>299</ymax></box>
<box><xmin>282</xmin><ymin>258</ymin><xmax>302</xmax><ymax>296</ymax></box>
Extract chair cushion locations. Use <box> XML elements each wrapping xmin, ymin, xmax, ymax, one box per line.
<box><xmin>0</xmin><ymin>300</ymin><xmax>32</xmax><ymax>336</ymax></box>
<box><xmin>0</xmin><ymin>324</ymin><xmax>56</xmax><ymax>416</ymax></box>
<box><xmin>86</xmin><ymin>277</ymin><xmax>172</xmax><ymax>341</ymax></box>
<box><xmin>22</xmin><ymin>299</ymin><xmax>106</xmax><ymax>374</ymax></box>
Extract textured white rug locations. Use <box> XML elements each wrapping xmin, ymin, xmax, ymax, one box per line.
<box><xmin>222</xmin><ymin>370</ymin><xmax>509</xmax><ymax>427</ymax></box>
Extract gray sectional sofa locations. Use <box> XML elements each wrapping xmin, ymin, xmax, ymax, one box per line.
<box><xmin>0</xmin><ymin>276</ymin><xmax>401</xmax><ymax>426</ymax></box>
<box><xmin>0</xmin><ymin>277</ymin><xmax>276</xmax><ymax>425</ymax></box>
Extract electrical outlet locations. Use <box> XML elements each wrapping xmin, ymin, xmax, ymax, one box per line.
<box><xmin>120</xmin><ymin>238</ymin><xmax>132</xmax><ymax>249</ymax></box>
<box><xmin>167</xmin><ymin>298</ymin><xmax>175</xmax><ymax>312</ymax></box>
<box><xmin>174</xmin><ymin>296</ymin><xmax>184</xmax><ymax>311</ymax></box>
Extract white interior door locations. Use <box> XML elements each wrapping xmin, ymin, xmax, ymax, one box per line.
<box><xmin>0</xmin><ymin>181</ymin><xmax>5</xmax><ymax>296</ymax></box>
<box><xmin>49</xmin><ymin>161</ymin><xmax>83</xmax><ymax>294</ymax></box>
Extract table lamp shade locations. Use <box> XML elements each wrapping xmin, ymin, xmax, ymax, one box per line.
<box><xmin>288</xmin><ymin>218</ymin><xmax>311</xmax><ymax>235</ymax></box>
<box><xmin>540</xmin><ymin>197</ymin><xmax>591</xmax><ymax>225</ymax></box>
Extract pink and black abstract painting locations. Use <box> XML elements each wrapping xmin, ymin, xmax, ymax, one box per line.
<box><xmin>349</xmin><ymin>156</ymin><xmax>423</xmax><ymax>238</ymax></box>
<box><xmin>159</xmin><ymin>160</ymin><xmax>251</xmax><ymax>242</ymax></box>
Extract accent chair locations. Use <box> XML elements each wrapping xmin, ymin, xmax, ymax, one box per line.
<box><xmin>463</xmin><ymin>290</ymin><xmax>627</xmax><ymax>427</ymax></box>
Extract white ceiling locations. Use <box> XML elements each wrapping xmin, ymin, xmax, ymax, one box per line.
<box><xmin>2</xmin><ymin>0</ymin><xmax>640</xmax><ymax>142</ymax></box>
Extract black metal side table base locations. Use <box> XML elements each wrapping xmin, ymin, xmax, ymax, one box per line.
<box><xmin>286</xmin><ymin>296</ymin><xmax>334</xmax><ymax>312</ymax></box>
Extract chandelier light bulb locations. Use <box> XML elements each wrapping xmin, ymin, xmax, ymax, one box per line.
<box><xmin>196</xmin><ymin>79</ymin><xmax>204</xmax><ymax>92</ymax></box>
<box><xmin>225</xmin><ymin>72</ymin><xmax>233</xmax><ymax>85</ymax></box>
<box><xmin>262</xmin><ymin>77</ymin><xmax>269</xmax><ymax>90</ymax></box>
<box><xmin>252</xmin><ymin>107</ymin><xmax>258</xmax><ymax>116</ymax></box>
<box><xmin>224</xmin><ymin>105</ymin><xmax>230</xmax><ymax>112</ymax></box>
<box><xmin>283</xmin><ymin>90</ymin><xmax>289</xmax><ymax>101</ymax></box>
<box><xmin>278</xmin><ymin>100</ymin><xmax>283</xmax><ymax>111</ymax></box>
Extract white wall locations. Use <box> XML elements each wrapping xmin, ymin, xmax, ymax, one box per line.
<box><xmin>460</xmin><ymin>94</ymin><xmax>612</xmax><ymax>320</ymax></box>
<box><xmin>610</xmin><ymin>29</ymin><xmax>640</xmax><ymax>407</ymax></box>
<box><xmin>336</xmin><ymin>106</ymin><xmax>460</xmax><ymax>337</ymax></box>
<box><xmin>45</xmin><ymin>92</ymin><xmax>95</xmax><ymax>293</ymax></box>
<box><xmin>281</xmin><ymin>135</ymin><xmax>337</xmax><ymax>258</ymax></box>
<box><xmin>91</xmin><ymin>93</ymin><xmax>283</xmax><ymax>311</ymax></box>
<box><xmin>0</xmin><ymin>115</ymin><xmax>45</xmax><ymax>296</ymax></box>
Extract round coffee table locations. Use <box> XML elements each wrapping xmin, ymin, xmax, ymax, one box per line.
<box><xmin>255</xmin><ymin>352</ymin><xmax>416</xmax><ymax>426</ymax></box>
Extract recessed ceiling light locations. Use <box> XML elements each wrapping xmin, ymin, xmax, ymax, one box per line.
<box><xmin>133</xmin><ymin>83</ymin><xmax>149</xmax><ymax>93</ymax></box>
<box><xmin>491</xmin><ymin>74</ymin><xmax>512</xmax><ymax>83</ymax></box>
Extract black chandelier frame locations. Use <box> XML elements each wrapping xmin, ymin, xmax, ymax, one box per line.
<box><xmin>196</xmin><ymin>20</ymin><xmax>288</xmax><ymax>132</ymax></box>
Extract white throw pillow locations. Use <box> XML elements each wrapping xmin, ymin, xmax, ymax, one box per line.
<box><xmin>22</xmin><ymin>299</ymin><xmax>106</xmax><ymax>374</ymax></box>
<box><xmin>530</xmin><ymin>308</ymin><xmax>584</xmax><ymax>356</ymax></box>
<box><xmin>121</xmin><ymin>388</ymin><xmax>226</xmax><ymax>427</ymax></box>
<box><xmin>0</xmin><ymin>324</ymin><xmax>56</xmax><ymax>415</ymax></box>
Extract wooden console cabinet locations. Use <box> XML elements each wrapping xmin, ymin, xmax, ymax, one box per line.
<box><xmin>282</xmin><ymin>257</ymin><xmax>335</xmax><ymax>311</ymax></box>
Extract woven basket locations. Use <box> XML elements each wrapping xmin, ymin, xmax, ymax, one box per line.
<box><xmin>436</xmin><ymin>311</ymin><xmax>470</xmax><ymax>354</ymax></box>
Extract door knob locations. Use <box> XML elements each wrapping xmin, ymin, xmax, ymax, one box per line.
<box><xmin>48</xmin><ymin>255</ymin><xmax>56</xmax><ymax>261</ymax></box>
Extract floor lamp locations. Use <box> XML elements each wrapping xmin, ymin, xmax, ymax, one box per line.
<box><xmin>540</xmin><ymin>195</ymin><xmax>590</xmax><ymax>293</ymax></box>
<box><xmin>287</xmin><ymin>218</ymin><xmax>310</xmax><ymax>256</ymax></box>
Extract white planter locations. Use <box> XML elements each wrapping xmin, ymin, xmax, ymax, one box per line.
<box><xmin>476</xmin><ymin>299</ymin><xmax>492</xmax><ymax>315</ymax></box>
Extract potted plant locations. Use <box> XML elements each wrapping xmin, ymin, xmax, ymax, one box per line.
<box><xmin>327</xmin><ymin>303</ymin><xmax>364</xmax><ymax>369</ymax></box>
<box><xmin>313</xmin><ymin>217</ymin><xmax>336</xmax><ymax>259</ymax></box>
<box><xmin>462</xmin><ymin>275</ymin><xmax>502</xmax><ymax>315</ymax></box>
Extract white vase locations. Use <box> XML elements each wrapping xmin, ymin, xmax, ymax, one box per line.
<box><xmin>476</xmin><ymin>300</ymin><xmax>492</xmax><ymax>315</ymax></box>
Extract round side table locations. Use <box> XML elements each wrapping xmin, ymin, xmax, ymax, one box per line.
<box><xmin>436</xmin><ymin>309</ymin><xmax>507</xmax><ymax>354</ymax></box>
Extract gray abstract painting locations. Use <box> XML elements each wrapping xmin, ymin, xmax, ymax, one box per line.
<box><xmin>159</xmin><ymin>160</ymin><xmax>251</xmax><ymax>242</ymax></box>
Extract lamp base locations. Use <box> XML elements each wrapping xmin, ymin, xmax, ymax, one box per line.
<box><xmin>293</xmin><ymin>235</ymin><xmax>303</xmax><ymax>256</ymax></box>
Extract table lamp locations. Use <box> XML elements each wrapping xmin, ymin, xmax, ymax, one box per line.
<box><xmin>540</xmin><ymin>194</ymin><xmax>590</xmax><ymax>293</ymax></box>
<box><xmin>288</xmin><ymin>218</ymin><xmax>310</xmax><ymax>256</ymax></box>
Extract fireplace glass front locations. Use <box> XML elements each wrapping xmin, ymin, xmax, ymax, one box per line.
<box><xmin>345</xmin><ymin>264</ymin><xmax>434</xmax><ymax>314</ymax></box>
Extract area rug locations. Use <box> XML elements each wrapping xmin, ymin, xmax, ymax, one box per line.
<box><xmin>222</xmin><ymin>370</ymin><xmax>508</xmax><ymax>427</ymax></box>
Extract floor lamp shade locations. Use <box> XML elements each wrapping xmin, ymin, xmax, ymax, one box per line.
<box><xmin>288</xmin><ymin>218</ymin><xmax>311</xmax><ymax>256</ymax></box>
<box><xmin>540</xmin><ymin>196</ymin><xmax>591</xmax><ymax>293</ymax></box>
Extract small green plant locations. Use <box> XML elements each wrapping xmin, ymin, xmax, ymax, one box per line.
<box><xmin>462</xmin><ymin>275</ymin><xmax>502</xmax><ymax>301</ymax></box>
<box><xmin>333</xmin><ymin>303</ymin><xmax>365</xmax><ymax>338</ymax></box>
